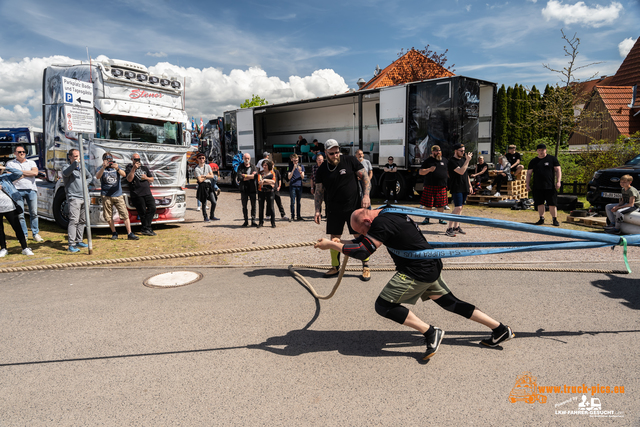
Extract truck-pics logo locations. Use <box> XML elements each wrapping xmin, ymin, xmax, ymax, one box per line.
<box><xmin>509</xmin><ymin>372</ymin><xmax>547</xmax><ymax>404</ymax></box>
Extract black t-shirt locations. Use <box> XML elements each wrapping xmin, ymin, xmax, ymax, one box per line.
<box><xmin>260</xmin><ymin>171</ymin><xmax>274</xmax><ymax>192</ymax></box>
<box><xmin>505</xmin><ymin>152</ymin><xmax>521</xmax><ymax>168</ymax></box>
<box><xmin>447</xmin><ymin>156</ymin><xmax>469</xmax><ymax>194</ymax></box>
<box><xmin>125</xmin><ymin>164</ymin><xmax>152</xmax><ymax>198</ymax></box>
<box><xmin>314</xmin><ymin>155</ymin><xmax>363</xmax><ymax>211</ymax></box>
<box><xmin>367</xmin><ymin>212</ymin><xmax>443</xmax><ymax>283</ymax></box>
<box><xmin>421</xmin><ymin>157</ymin><xmax>448</xmax><ymax>187</ymax></box>
<box><xmin>475</xmin><ymin>163</ymin><xmax>489</xmax><ymax>178</ymax></box>
<box><xmin>528</xmin><ymin>155</ymin><xmax>561</xmax><ymax>190</ymax></box>
<box><xmin>384</xmin><ymin>163</ymin><xmax>398</xmax><ymax>181</ymax></box>
<box><xmin>237</xmin><ymin>163</ymin><xmax>258</xmax><ymax>193</ymax></box>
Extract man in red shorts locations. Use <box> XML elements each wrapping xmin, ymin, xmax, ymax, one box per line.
<box><xmin>418</xmin><ymin>145</ymin><xmax>448</xmax><ymax>226</ymax></box>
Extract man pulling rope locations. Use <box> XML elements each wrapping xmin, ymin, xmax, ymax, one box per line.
<box><xmin>314</xmin><ymin>207</ymin><xmax>515</xmax><ymax>360</ymax></box>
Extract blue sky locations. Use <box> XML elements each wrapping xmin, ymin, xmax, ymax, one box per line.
<box><xmin>0</xmin><ymin>0</ymin><xmax>638</xmax><ymax>128</ymax></box>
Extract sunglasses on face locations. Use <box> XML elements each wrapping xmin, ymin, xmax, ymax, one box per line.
<box><xmin>16</xmin><ymin>151</ymin><xmax>26</xmax><ymax>154</ymax></box>
<box><xmin>327</xmin><ymin>151</ymin><xmax>340</xmax><ymax>156</ymax></box>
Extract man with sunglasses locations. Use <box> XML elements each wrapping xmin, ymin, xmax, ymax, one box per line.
<box><xmin>446</xmin><ymin>143</ymin><xmax>473</xmax><ymax>237</ymax></box>
<box><xmin>314</xmin><ymin>139</ymin><xmax>372</xmax><ymax>281</ymax></box>
<box><xmin>7</xmin><ymin>145</ymin><xmax>43</xmax><ymax>243</ymax></box>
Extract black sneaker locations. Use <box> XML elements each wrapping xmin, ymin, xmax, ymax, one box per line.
<box><xmin>423</xmin><ymin>327</ymin><xmax>445</xmax><ymax>360</ymax></box>
<box><xmin>552</xmin><ymin>218</ymin><xmax>560</xmax><ymax>226</ymax></box>
<box><xmin>242</xmin><ymin>221</ymin><xmax>249</xmax><ymax>227</ymax></box>
<box><xmin>421</xmin><ymin>218</ymin><xmax>430</xmax><ymax>225</ymax></box>
<box><xmin>111</xmin><ymin>232</ymin><xmax>118</xmax><ymax>240</ymax></box>
<box><xmin>535</xmin><ymin>218</ymin><xmax>545</xmax><ymax>225</ymax></box>
<box><xmin>127</xmin><ymin>233</ymin><xmax>139</xmax><ymax>240</ymax></box>
<box><xmin>481</xmin><ymin>326</ymin><xmax>515</xmax><ymax>348</ymax></box>
<box><xmin>444</xmin><ymin>228</ymin><xmax>456</xmax><ymax>237</ymax></box>
<box><xmin>455</xmin><ymin>226</ymin><xmax>466</xmax><ymax>235</ymax></box>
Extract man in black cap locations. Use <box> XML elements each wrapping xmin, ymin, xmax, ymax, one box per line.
<box><xmin>314</xmin><ymin>138</ymin><xmax>372</xmax><ymax>281</ymax></box>
<box><xmin>526</xmin><ymin>143</ymin><xmax>562</xmax><ymax>226</ymax></box>
<box><xmin>446</xmin><ymin>143</ymin><xmax>473</xmax><ymax>237</ymax></box>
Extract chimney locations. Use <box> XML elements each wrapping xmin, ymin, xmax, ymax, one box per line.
<box><xmin>357</xmin><ymin>78</ymin><xmax>366</xmax><ymax>89</ymax></box>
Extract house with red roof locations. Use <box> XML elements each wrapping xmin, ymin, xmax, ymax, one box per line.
<box><xmin>569</xmin><ymin>37</ymin><xmax>640</xmax><ymax>146</ymax></box>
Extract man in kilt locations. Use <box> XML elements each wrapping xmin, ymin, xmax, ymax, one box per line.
<box><xmin>418</xmin><ymin>145</ymin><xmax>448</xmax><ymax>226</ymax></box>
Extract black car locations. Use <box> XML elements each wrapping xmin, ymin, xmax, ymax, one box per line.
<box><xmin>587</xmin><ymin>153</ymin><xmax>640</xmax><ymax>209</ymax></box>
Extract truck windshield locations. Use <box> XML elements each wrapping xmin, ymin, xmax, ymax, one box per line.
<box><xmin>95</xmin><ymin>114</ymin><xmax>182</xmax><ymax>145</ymax></box>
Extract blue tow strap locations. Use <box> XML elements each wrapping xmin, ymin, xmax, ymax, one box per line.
<box><xmin>379</xmin><ymin>205</ymin><xmax>638</xmax><ymax>274</ymax></box>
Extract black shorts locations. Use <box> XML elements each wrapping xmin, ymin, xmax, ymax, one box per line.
<box><xmin>533</xmin><ymin>188</ymin><xmax>557</xmax><ymax>207</ymax></box>
<box><xmin>326</xmin><ymin>207</ymin><xmax>357</xmax><ymax>236</ymax></box>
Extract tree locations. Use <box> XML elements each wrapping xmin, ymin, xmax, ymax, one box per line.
<box><xmin>397</xmin><ymin>45</ymin><xmax>455</xmax><ymax>72</ymax></box>
<box><xmin>389</xmin><ymin>46</ymin><xmax>456</xmax><ymax>85</ymax></box>
<box><xmin>240</xmin><ymin>94</ymin><xmax>268</xmax><ymax>108</ymax></box>
<box><xmin>527</xmin><ymin>30</ymin><xmax>604</xmax><ymax>157</ymax></box>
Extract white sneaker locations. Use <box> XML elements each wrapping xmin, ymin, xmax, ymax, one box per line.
<box><xmin>444</xmin><ymin>205</ymin><xmax>450</xmax><ymax>210</ymax></box>
<box><xmin>197</xmin><ymin>206</ymin><xmax>201</xmax><ymax>211</ymax></box>
<box><xmin>486</xmin><ymin>185</ymin><xmax>492</xmax><ymax>191</ymax></box>
<box><xmin>0</xmin><ymin>248</ymin><xmax>7</xmax><ymax>257</ymax></box>
<box><xmin>494</xmin><ymin>192</ymin><xmax>501</xmax><ymax>197</ymax></box>
<box><xmin>22</xmin><ymin>248</ymin><xmax>34</xmax><ymax>256</ymax></box>
<box><xmin>34</xmin><ymin>234</ymin><xmax>44</xmax><ymax>243</ymax></box>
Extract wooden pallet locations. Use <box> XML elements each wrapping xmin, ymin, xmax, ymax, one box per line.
<box><xmin>566</xmin><ymin>215</ymin><xmax>607</xmax><ymax>228</ymax></box>
<box><xmin>467</xmin><ymin>194</ymin><xmax>522</xmax><ymax>204</ymax></box>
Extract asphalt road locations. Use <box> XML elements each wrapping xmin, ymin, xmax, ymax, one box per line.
<box><xmin>1</xmin><ymin>263</ymin><xmax>638</xmax><ymax>426</ymax></box>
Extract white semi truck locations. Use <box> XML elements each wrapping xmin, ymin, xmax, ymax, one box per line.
<box><xmin>39</xmin><ymin>58</ymin><xmax>190</xmax><ymax>228</ymax></box>
<box><xmin>218</xmin><ymin>75</ymin><xmax>496</xmax><ymax>198</ymax></box>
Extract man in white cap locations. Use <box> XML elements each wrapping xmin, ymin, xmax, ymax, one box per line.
<box><xmin>314</xmin><ymin>139</ymin><xmax>372</xmax><ymax>281</ymax></box>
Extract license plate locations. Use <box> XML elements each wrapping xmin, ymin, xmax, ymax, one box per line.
<box><xmin>602</xmin><ymin>192</ymin><xmax>620</xmax><ymax>199</ymax></box>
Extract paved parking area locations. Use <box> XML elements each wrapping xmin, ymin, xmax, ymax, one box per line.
<box><xmin>1</xmin><ymin>263</ymin><xmax>638</xmax><ymax>426</ymax></box>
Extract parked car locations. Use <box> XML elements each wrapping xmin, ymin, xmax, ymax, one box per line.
<box><xmin>587</xmin><ymin>153</ymin><xmax>640</xmax><ymax>210</ymax></box>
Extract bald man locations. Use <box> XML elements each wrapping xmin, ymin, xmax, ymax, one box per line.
<box><xmin>315</xmin><ymin>207</ymin><xmax>514</xmax><ymax>360</ymax></box>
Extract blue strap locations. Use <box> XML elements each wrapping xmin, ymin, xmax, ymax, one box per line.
<box><xmin>377</xmin><ymin>205</ymin><xmax>639</xmax><ymax>265</ymax></box>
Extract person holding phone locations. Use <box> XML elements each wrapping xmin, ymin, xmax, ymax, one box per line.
<box><xmin>125</xmin><ymin>153</ymin><xmax>156</xmax><ymax>236</ymax></box>
<box><xmin>96</xmin><ymin>152</ymin><xmax>138</xmax><ymax>240</ymax></box>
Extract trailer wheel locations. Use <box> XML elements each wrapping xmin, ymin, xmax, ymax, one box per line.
<box><xmin>53</xmin><ymin>189</ymin><xmax>70</xmax><ymax>229</ymax></box>
<box><xmin>231</xmin><ymin>171</ymin><xmax>240</xmax><ymax>189</ymax></box>
<box><xmin>379</xmin><ymin>172</ymin><xmax>407</xmax><ymax>200</ymax></box>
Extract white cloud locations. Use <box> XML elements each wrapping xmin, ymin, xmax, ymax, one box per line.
<box><xmin>618</xmin><ymin>37</ymin><xmax>637</xmax><ymax>58</ymax></box>
<box><xmin>465</xmin><ymin>4</ymin><xmax>472</xmax><ymax>11</ymax></box>
<box><xmin>0</xmin><ymin>56</ymin><xmax>349</xmax><ymax>128</ymax></box>
<box><xmin>541</xmin><ymin>1</ymin><xmax>623</xmax><ymax>28</ymax></box>
<box><xmin>146</xmin><ymin>52</ymin><xmax>167</xmax><ymax>58</ymax></box>
<box><xmin>149</xmin><ymin>63</ymin><xmax>349</xmax><ymax>120</ymax></box>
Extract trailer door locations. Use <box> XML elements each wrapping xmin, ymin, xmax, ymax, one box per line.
<box><xmin>236</xmin><ymin>108</ymin><xmax>255</xmax><ymax>159</ymax></box>
<box><xmin>378</xmin><ymin>86</ymin><xmax>406</xmax><ymax>167</ymax></box>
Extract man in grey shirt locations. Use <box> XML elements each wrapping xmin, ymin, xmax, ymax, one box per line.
<box><xmin>62</xmin><ymin>148</ymin><xmax>92</xmax><ymax>252</ymax></box>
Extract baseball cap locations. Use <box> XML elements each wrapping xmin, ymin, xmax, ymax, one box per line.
<box><xmin>536</xmin><ymin>143</ymin><xmax>547</xmax><ymax>150</ymax></box>
<box><xmin>452</xmin><ymin>143</ymin><xmax>464</xmax><ymax>150</ymax></box>
<box><xmin>325</xmin><ymin>139</ymin><xmax>339</xmax><ymax>151</ymax></box>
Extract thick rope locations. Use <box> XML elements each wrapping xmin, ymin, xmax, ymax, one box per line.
<box><xmin>0</xmin><ymin>241</ymin><xmax>318</xmax><ymax>274</ymax></box>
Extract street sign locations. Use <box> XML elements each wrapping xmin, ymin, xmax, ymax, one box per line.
<box><xmin>62</xmin><ymin>76</ymin><xmax>94</xmax><ymax>106</ymax></box>
<box><xmin>64</xmin><ymin>105</ymin><xmax>96</xmax><ymax>133</ymax></box>
<box><xmin>61</xmin><ymin>77</ymin><xmax>95</xmax><ymax>133</ymax></box>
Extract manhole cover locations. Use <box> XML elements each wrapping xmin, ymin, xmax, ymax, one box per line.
<box><xmin>143</xmin><ymin>271</ymin><xmax>203</xmax><ymax>288</ymax></box>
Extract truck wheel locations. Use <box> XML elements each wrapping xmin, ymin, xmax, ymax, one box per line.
<box><xmin>379</xmin><ymin>172</ymin><xmax>407</xmax><ymax>200</ymax></box>
<box><xmin>53</xmin><ymin>189</ymin><xmax>70</xmax><ymax>229</ymax></box>
<box><xmin>231</xmin><ymin>171</ymin><xmax>240</xmax><ymax>189</ymax></box>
